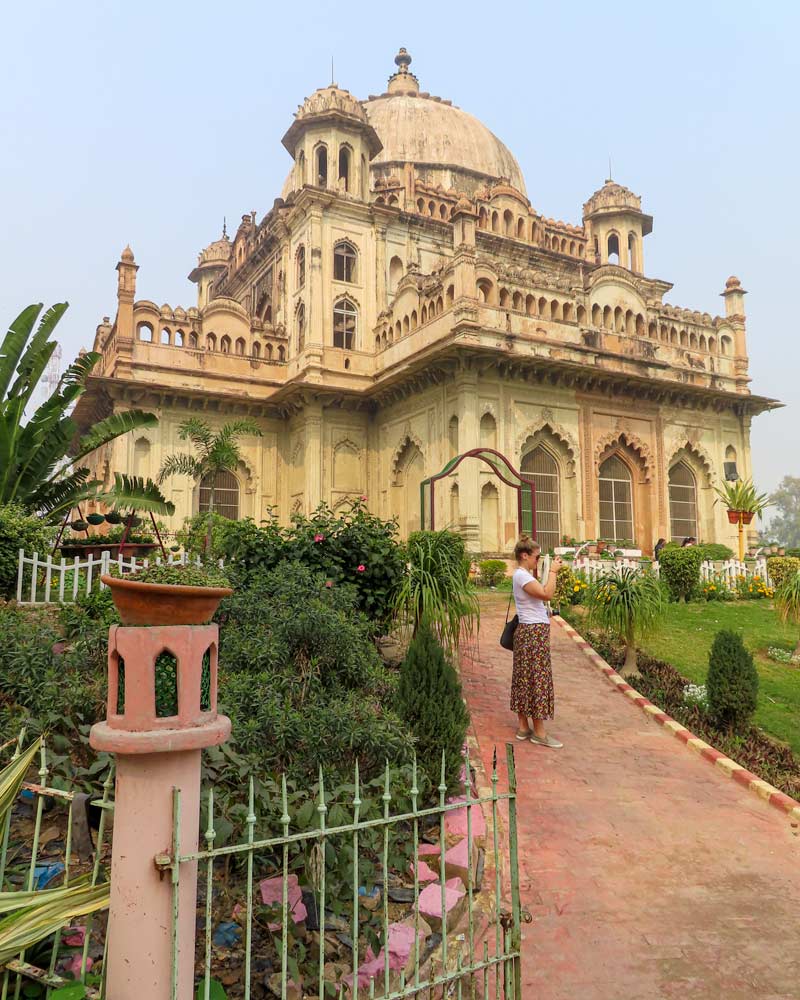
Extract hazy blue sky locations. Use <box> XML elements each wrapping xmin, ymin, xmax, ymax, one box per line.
<box><xmin>1</xmin><ymin>0</ymin><xmax>797</xmax><ymax>495</ymax></box>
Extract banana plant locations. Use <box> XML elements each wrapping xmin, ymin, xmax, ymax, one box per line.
<box><xmin>0</xmin><ymin>738</ymin><xmax>109</xmax><ymax>967</ymax></box>
<box><xmin>1</xmin><ymin>303</ymin><xmax>174</xmax><ymax>520</ymax></box>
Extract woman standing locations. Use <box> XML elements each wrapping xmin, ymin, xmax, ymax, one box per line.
<box><xmin>511</xmin><ymin>537</ymin><xmax>563</xmax><ymax>748</ymax></box>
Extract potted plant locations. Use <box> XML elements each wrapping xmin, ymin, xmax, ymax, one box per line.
<box><xmin>713</xmin><ymin>479</ymin><xmax>771</xmax><ymax>525</ymax></box>
<box><xmin>101</xmin><ymin>563</ymin><xmax>232</xmax><ymax>627</ymax></box>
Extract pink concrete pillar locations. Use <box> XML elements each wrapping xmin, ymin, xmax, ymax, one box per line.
<box><xmin>91</xmin><ymin>624</ymin><xmax>230</xmax><ymax>1000</ymax></box>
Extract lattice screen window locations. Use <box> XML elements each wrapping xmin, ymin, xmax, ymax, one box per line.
<box><xmin>199</xmin><ymin>469</ymin><xmax>240</xmax><ymax>521</ymax></box>
<box><xmin>668</xmin><ymin>461</ymin><xmax>698</xmax><ymax>542</ymax></box>
<box><xmin>521</xmin><ymin>446</ymin><xmax>561</xmax><ymax>553</ymax></box>
<box><xmin>598</xmin><ymin>455</ymin><xmax>634</xmax><ymax>543</ymax></box>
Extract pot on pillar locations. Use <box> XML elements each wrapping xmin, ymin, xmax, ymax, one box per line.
<box><xmin>90</xmin><ymin>623</ymin><xmax>230</xmax><ymax>1000</ymax></box>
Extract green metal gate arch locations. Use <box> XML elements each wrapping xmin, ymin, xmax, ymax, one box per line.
<box><xmin>420</xmin><ymin>447</ymin><xmax>537</xmax><ymax>539</ymax></box>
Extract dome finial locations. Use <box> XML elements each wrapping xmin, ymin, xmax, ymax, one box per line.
<box><xmin>394</xmin><ymin>47</ymin><xmax>412</xmax><ymax>72</ymax></box>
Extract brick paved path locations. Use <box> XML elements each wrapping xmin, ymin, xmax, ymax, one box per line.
<box><xmin>461</xmin><ymin>598</ymin><xmax>800</xmax><ymax>1000</ymax></box>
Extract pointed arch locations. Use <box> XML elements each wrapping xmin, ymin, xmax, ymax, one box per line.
<box><xmin>516</xmin><ymin>419</ymin><xmax>578</xmax><ymax>478</ymax></box>
<box><xmin>594</xmin><ymin>430</ymin><xmax>654</xmax><ymax>483</ymax></box>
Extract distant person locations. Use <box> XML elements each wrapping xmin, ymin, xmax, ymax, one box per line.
<box><xmin>681</xmin><ymin>536</ymin><xmax>697</xmax><ymax>547</ymax></box>
<box><xmin>510</xmin><ymin>537</ymin><xmax>563</xmax><ymax>748</ymax></box>
<box><xmin>654</xmin><ymin>538</ymin><xmax>666</xmax><ymax>560</ymax></box>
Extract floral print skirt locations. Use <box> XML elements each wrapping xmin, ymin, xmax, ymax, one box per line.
<box><xmin>510</xmin><ymin>623</ymin><xmax>554</xmax><ymax>720</ymax></box>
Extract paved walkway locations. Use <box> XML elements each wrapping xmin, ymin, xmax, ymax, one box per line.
<box><xmin>461</xmin><ymin>598</ymin><xmax>800</xmax><ymax>1000</ymax></box>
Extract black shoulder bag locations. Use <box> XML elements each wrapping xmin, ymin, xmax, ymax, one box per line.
<box><xmin>500</xmin><ymin>593</ymin><xmax>518</xmax><ymax>650</ymax></box>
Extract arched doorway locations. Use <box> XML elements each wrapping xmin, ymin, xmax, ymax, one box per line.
<box><xmin>392</xmin><ymin>439</ymin><xmax>425</xmax><ymax>538</ymax></box>
<box><xmin>480</xmin><ymin>482</ymin><xmax>500</xmax><ymax>552</ymax></box>
<box><xmin>198</xmin><ymin>469</ymin><xmax>240</xmax><ymax>520</ymax></box>
<box><xmin>668</xmin><ymin>461</ymin><xmax>698</xmax><ymax>541</ymax></box>
<box><xmin>521</xmin><ymin>446</ymin><xmax>560</xmax><ymax>553</ymax></box>
<box><xmin>598</xmin><ymin>455</ymin><xmax>634</xmax><ymax>543</ymax></box>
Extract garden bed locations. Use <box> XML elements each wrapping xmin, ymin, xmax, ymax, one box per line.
<box><xmin>562</xmin><ymin>608</ymin><xmax>800</xmax><ymax>799</ymax></box>
<box><xmin>58</xmin><ymin>542</ymin><xmax>159</xmax><ymax>559</ymax></box>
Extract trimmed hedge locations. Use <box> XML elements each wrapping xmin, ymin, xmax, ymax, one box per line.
<box><xmin>658</xmin><ymin>545</ymin><xmax>704</xmax><ymax>602</ymax></box>
<box><xmin>706</xmin><ymin>629</ymin><xmax>759</xmax><ymax>732</ymax></box>
<box><xmin>766</xmin><ymin>556</ymin><xmax>800</xmax><ymax>591</ymax></box>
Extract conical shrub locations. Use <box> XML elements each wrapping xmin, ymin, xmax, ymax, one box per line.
<box><xmin>397</xmin><ymin>622</ymin><xmax>470</xmax><ymax>790</ymax></box>
<box><xmin>706</xmin><ymin>629</ymin><xmax>758</xmax><ymax>732</ymax></box>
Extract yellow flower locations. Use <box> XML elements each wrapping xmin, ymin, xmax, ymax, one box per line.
<box><xmin>573</xmin><ymin>585</ymin><xmax>580</xmax><ymax>592</ymax></box>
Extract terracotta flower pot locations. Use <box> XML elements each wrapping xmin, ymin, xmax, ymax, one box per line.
<box><xmin>101</xmin><ymin>574</ymin><xmax>232</xmax><ymax>626</ymax></box>
<box><xmin>741</xmin><ymin>512</ymin><xmax>755</xmax><ymax>525</ymax></box>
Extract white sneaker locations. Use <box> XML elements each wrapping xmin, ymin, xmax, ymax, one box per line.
<box><xmin>530</xmin><ymin>734</ymin><xmax>563</xmax><ymax>749</ymax></box>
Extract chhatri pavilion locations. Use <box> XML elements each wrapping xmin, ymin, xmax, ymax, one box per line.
<box><xmin>75</xmin><ymin>49</ymin><xmax>777</xmax><ymax>554</ymax></box>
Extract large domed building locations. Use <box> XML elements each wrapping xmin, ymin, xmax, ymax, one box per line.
<box><xmin>77</xmin><ymin>50</ymin><xmax>776</xmax><ymax>553</ymax></box>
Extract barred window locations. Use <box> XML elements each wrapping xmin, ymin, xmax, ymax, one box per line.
<box><xmin>522</xmin><ymin>446</ymin><xmax>561</xmax><ymax>554</ymax></box>
<box><xmin>333</xmin><ymin>299</ymin><xmax>357</xmax><ymax>350</ymax></box>
<box><xmin>334</xmin><ymin>241</ymin><xmax>357</xmax><ymax>283</ymax></box>
<box><xmin>198</xmin><ymin>469</ymin><xmax>239</xmax><ymax>521</ymax></box>
<box><xmin>598</xmin><ymin>455</ymin><xmax>634</xmax><ymax>543</ymax></box>
<box><xmin>668</xmin><ymin>461</ymin><xmax>698</xmax><ymax>542</ymax></box>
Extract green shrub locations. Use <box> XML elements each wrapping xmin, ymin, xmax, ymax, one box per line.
<box><xmin>479</xmin><ymin>559</ymin><xmax>507</xmax><ymax>587</ymax></box>
<box><xmin>396</xmin><ymin>623</ymin><xmax>470</xmax><ymax>790</ymax></box>
<box><xmin>554</xmin><ymin>565</ymin><xmax>588</xmax><ymax>606</ymax></box>
<box><xmin>658</xmin><ymin>546</ymin><xmax>704</xmax><ymax>601</ymax></box>
<box><xmin>219</xmin><ymin>499</ymin><xmax>405</xmax><ymax>632</ymax></box>
<box><xmin>394</xmin><ymin>530</ymin><xmax>478</xmax><ymax>655</ymax></box>
<box><xmin>0</xmin><ymin>503</ymin><xmax>55</xmax><ymax>598</ymax></box>
<box><xmin>766</xmin><ymin>556</ymin><xmax>800</xmax><ymax>591</ymax></box>
<box><xmin>696</xmin><ymin>543</ymin><xmax>735</xmax><ymax>561</ymax></box>
<box><xmin>175</xmin><ymin>511</ymin><xmax>233</xmax><ymax>560</ymax></box>
<box><xmin>121</xmin><ymin>563</ymin><xmax>231</xmax><ymax>588</ymax></box>
<box><xmin>706</xmin><ymin>630</ymin><xmax>759</xmax><ymax>732</ymax></box>
<box><xmin>218</xmin><ymin>561</ymin><xmax>414</xmax><ymax>782</ymax></box>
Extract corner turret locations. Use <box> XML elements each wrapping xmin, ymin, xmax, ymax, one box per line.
<box><xmin>582</xmin><ymin>179</ymin><xmax>652</xmax><ymax>273</ymax></box>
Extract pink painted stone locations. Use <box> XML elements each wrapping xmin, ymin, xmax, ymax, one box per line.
<box><xmin>410</xmin><ymin>858</ymin><xmax>439</xmax><ymax>883</ymax></box>
<box><xmin>259</xmin><ymin>873</ymin><xmax>307</xmax><ymax>930</ymax></box>
<box><xmin>444</xmin><ymin>795</ymin><xmax>486</xmax><ymax>841</ymax></box>
<box><xmin>345</xmin><ymin>922</ymin><xmax>426</xmax><ymax>990</ymax></box>
<box><xmin>444</xmin><ymin>837</ymin><xmax>475</xmax><ymax>885</ymax></box>
<box><xmin>418</xmin><ymin>878</ymin><xmax>466</xmax><ymax>930</ymax></box>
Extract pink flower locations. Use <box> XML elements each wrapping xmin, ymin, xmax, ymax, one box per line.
<box><xmin>360</xmin><ymin>495</ymin><xmax>368</xmax><ymax>501</ymax></box>
<box><xmin>325</xmin><ymin>580</ymin><xmax>333</xmax><ymax>588</ymax></box>
<box><xmin>313</xmin><ymin>533</ymin><xmax>325</xmax><ymax>543</ymax></box>
<box><xmin>357</xmin><ymin>564</ymin><xmax>366</xmax><ymax>573</ymax></box>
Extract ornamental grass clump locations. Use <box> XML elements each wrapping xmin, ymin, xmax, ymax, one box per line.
<box><xmin>706</xmin><ymin>629</ymin><xmax>758</xmax><ymax>732</ymax></box>
<box><xmin>396</xmin><ymin>622</ymin><xmax>470</xmax><ymax>790</ymax></box>
<box><xmin>393</xmin><ymin>530</ymin><xmax>479</xmax><ymax>656</ymax></box>
<box><xmin>587</xmin><ymin>567</ymin><xmax>666</xmax><ymax>677</ymax></box>
<box><xmin>775</xmin><ymin>570</ymin><xmax>800</xmax><ymax>656</ymax></box>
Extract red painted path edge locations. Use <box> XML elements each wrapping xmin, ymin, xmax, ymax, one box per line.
<box><xmin>555</xmin><ymin>616</ymin><xmax>800</xmax><ymax>824</ymax></box>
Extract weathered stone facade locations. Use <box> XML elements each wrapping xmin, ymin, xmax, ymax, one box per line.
<box><xmin>76</xmin><ymin>49</ymin><xmax>777</xmax><ymax>555</ymax></box>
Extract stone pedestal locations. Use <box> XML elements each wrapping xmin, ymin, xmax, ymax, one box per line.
<box><xmin>91</xmin><ymin>624</ymin><xmax>230</xmax><ymax>1000</ymax></box>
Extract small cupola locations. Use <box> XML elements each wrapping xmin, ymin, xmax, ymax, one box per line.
<box><xmin>582</xmin><ymin>178</ymin><xmax>653</xmax><ymax>273</ymax></box>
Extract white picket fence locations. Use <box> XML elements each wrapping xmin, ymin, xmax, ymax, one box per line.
<box><xmin>540</xmin><ymin>554</ymin><xmax>772</xmax><ymax>587</ymax></box>
<box><xmin>16</xmin><ymin>549</ymin><xmax>209</xmax><ymax>605</ymax></box>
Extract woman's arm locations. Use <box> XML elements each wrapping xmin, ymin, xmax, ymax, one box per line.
<box><xmin>522</xmin><ymin>558</ymin><xmax>562</xmax><ymax>601</ymax></box>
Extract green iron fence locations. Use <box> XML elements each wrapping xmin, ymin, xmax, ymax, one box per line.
<box><xmin>164</xmin><ymin>744</ymin><xmax>524</xmax><ymax>1000</ymax></box>
<box><xmin>0</xmin><ymin>732</ymin><xmax>114</xmax><ymax>1000</ymax></box>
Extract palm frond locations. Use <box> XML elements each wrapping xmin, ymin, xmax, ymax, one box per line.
<box><xmin>0</xmin><ymin>882</ymin><xmax>110</xmax><ymax>964</ymax></box>
<box><xmin>99</xmin><ymin>474</ymin><xmax>176</xmax><ymax>516</ymax></box>
<box><xmin>177</xmin><ymin>418</ymin><xmax>213</xmax><ymax>453</ymax></box>
<box><xmin>218</xmin><ymin>419</ymin><xmax>263</xmax><ymax>443</ymax></box>
<box><xmin>0</xmin><ymin>738</ymin><xmax>41</xmax><ymax>823</ymax></box>
<box><xmin>69</xmin><ymin>409</ymin><xmax>159</xmax><ymax>463</ymax></box>
<box><xmin>0</xmin><ymin>304</ymin><xmax>42</xmax><ymax>399</ymax></box>
<box><xmin>158</xmin><ymin>453</ymin><xmax>201</xmax><ymax>484</ymax></box>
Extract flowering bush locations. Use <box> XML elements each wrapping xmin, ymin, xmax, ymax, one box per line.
<box><xmin>554</xmin><ymin>565</ymin><xmax>588</xmax><ymax>606</ymax></box>
<box><xmin>700</xmin><ymin>574</ymin><xmax>735</xmax><ymax>601</ymax></box>
<box><xmin>683</xmin><ymin>682</ymin><xmax>708</xmax><ymax>710</ymax></box>
<box><xmin>767</xmin><ymin>646</ymin><xmax>800</xmax><ymax>666</ymax></box>
<box><xmin>735</xmin><ymin>574</ymin><xmax>773</xmax><ymax>600</ymax></box>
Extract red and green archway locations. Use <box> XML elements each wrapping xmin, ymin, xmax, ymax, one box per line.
<box><xmin>420</xmin><ymin>448</ymin><xmax>537</xmax><ymax>537</ymax></box>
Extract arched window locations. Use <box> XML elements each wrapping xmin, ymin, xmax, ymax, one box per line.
<box><xmin>266</xmin><ymin>343</ymin><xmax>273</xmax><ymax>360</ymax></box>
<box><xmin>446</xmin><ymin>285</ymin><xmax>454</xmax><ymax>306</ymax></box>
<box><xmin>315</xmin><ymin>145</ymin><xmax>328</xmax><ymax>187</ymax></box>
<box><xmin>598</xmin><ymin>454</ymin><xmax>634</xmax><ymax>543</ymax></box>
<box><xmin>160</xmin><ymin>327</ymin><xmax>171</xmax><ymax>345</ymax></box>
<box><xmin>591</xmin><ymin>304</ymin><xmax>601</xmax><ymax>327</ymax></box>
<box><xmin>133</xmin><ymin>437</ymin><xmax>151</xmax><ymax>477</ymax></box>
<box><xmin>479</xmin><ymin>412</ymin><xmax>497</xmax><ymax>450</ymax></box>
<box><xmin>297</xmin><ymin>303</ymin><xmax>305</xmax><ymax>351</ymax></box>
<box><xmin>296</xmin><ymin>245</ymin><xmax>305</xmax><ymax>287</ymax></box>
<box><xmin>503</xmin><ymin>210</ymin><xmax>514</xmax><ymax>235</ymax></box>
<box><xmin>628</xmin><ymin>232</ymin><xmax>638</xmax><ymax>271</ymax></box>
<box><xmin>199</xmin><ymin>469</ymin><xmax>239</xmax><ymax>521</ymax></box>
<box><xmin>174</xmin><ymin>330</ymin><xmax>184</xmax><ymax>347</ymax></box>
<box><xmin>252</xmin><ymin>341</ymin><xmax>261</xmax><ymax>358</ymax></box>
<box><xmin>476</xmin><ymin>278</ymin><xmax>494</xmax><ymax>304</ymax></box>
<box><xmin>389</xmin><ymin>255</ymin><xmax>403</xmax><ymax>293</ymax></box>
<box><xmin>235</xmin><ymin>337</ymin><xmax>245</xmax><ymax>356</ymax></box>
<box><xmin>206</xmin><ymin>333</ymin><xmax>216</xmax><ymax>351</ymax></box>
<box><xmin>338</xmin><ymin>145</ymin><xmax>351</xmax><ymax>191</ymax></box>
<box><xmin>220</xmin><ymin>335</ymin><xmax>231</xmax><ymax>354</ymax></box>
<box><xmin>137</xmin><ymin>322</ymin><xmax>153</xmax><ymax>342</ymax></box>
<box><xmin>607</xmin><ymin>233</ymin><xmax>620</xmax><ymax>265</ymax></box>
<box><xmin>297</xmin><ymin>149</ymin><xmax>305</xmax><ymax>186</ymax></box>
<box><xmin>521</xmin><ymin>446</ymin><xmax>561</xmax><ymax>554</ymax></box>
<box><xmin>448</xmin><ymin>415</ymin><xmax>459</xmax><ymax>456</ymax></box>
<box><xmin>668</xmin><ymin>462</ymin><xmax>698</xmax><ymax>542</ymax></box>
<box><xmin>278</xmin><ymin>345</ymin><xmax>286</xmax><ymax>361</ymax></box>
<box><xmin>188</xmin><ymin>332</ymin><xmax>198</xmax><ymax>349</ymax></box>
<box><xmin>721</xmin><ymin>335</ymin><xmax>732</xmax><ymax>355</ymax></box>
<box><xmin>333</xmin><ymin>298</ymin><xmax>357</xmax><ymax>349</ymax></box>
<box><xmin>334</xmin><ymin>241</ymin><xmax>357</xmax><ymax>283</ymax></box>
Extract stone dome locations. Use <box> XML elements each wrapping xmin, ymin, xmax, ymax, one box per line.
<box><xmin>364</xmin><ymin>93</ymin><xmax>526</xmax><ymax>196</ymax></box>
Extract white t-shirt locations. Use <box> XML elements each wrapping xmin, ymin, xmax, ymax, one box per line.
<box><xmin>512</xmin><ymin>567</ymin><xmax>550</xmax><ymax>625</ymax></box>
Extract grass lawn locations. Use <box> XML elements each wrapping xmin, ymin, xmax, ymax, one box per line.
<box><xmin>633</xmin><ymin>601</ymin><xmax>800</xmax><ymax>755</ymax></box>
